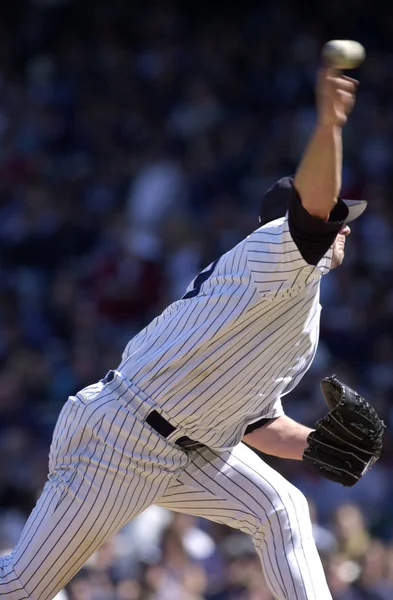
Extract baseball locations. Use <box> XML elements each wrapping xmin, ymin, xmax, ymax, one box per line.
<box><xmin>321</xmin><ymin>40</ymin><xmax>366</xmax><ymax>70</ymax></box>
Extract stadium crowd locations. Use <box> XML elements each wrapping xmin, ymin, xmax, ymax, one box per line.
<box><xmin>1</xmin><ymin>0</ymin><xmax>393</xmax><ymax>598</ymax></box>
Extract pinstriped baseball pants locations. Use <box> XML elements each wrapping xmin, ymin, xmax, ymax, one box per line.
<box><xmin>0</xmin><ymin>387</ymin><xmax>332</xmax><ymax>600</ymax></box>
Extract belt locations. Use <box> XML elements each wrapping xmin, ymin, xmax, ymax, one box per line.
<box><xmin>101</xmin><ymin>370</ymin><xmax>204</xmax><ymax>452</ymax></box>
<box><xmin>145</xmin><ymin>410</ymin><xmax>205</xmax><ymax>452</ymax></box>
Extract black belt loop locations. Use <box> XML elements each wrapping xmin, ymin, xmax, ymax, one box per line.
<box><xmin>174</xmin><ymin>436</ymin><xmax>204</xmax><ymax>451</ymax></box>
<box><xmin>145</xmin><ymin>410</ymin><xmax>204</xmax><ymax>451</ymax></box>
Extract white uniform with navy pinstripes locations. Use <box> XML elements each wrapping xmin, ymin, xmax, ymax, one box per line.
<box><xmin>0</xmin><ymin>214</ymin><xmax>333</xmax><ymax>600</ymax></box>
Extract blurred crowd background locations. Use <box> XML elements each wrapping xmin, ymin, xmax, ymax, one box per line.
<box><xmin>1</xmin><ymin>0</ymin><xmax>393</xmax><ymax>598</ymax></box>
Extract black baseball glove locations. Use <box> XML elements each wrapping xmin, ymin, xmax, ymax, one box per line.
<box><xmin>303</xmin><ymin>375</ymin><xmax>386</xmax><ymax>487</ymax></box>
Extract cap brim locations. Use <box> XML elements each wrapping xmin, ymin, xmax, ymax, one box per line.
<box><xmin>343</xmin><ymin>199</ymin><xmax>367</xmax><ymax>223</ymax></box>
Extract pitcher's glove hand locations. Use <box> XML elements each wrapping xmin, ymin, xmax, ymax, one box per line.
<box><xmin>303</xmin><ymin>376</ymin><xmax>386</xmax><ymax>487</ymax></box>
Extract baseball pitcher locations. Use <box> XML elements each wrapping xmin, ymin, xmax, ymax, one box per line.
<box><xmin>0</xmin><ymin>68</ymin><xmax>385</xmax><ymax>600</ymax></box>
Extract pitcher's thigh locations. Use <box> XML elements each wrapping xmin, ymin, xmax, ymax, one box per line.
<box><xmin>159</xmin><ymin>443</ymin><xmax>312</xmax><ymax>532</ymax></box>
<box><xmin>158</xmin><ymin>443</ymin><xmax>331</xmax><ymax>600</ymax></box>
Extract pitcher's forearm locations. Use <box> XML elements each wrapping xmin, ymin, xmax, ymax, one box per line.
<box><xmin>294</xmin><ymin>124</ymin><xmax>342</xmax><ymax>221</ymax></box>
<box><xmin>243</xmin><ymin>415</ymin><xmax>313</xmax><ymax>460</ymax></box>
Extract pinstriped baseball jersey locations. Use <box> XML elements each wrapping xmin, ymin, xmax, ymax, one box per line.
<box><xmin>117</xmin><ymin>212</ymin><xmax>332</xmax><ymax>451</ymax></box>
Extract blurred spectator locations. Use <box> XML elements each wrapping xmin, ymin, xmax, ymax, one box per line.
<box><xmin>332</xmin><ymin>504</ymin><xmax>370</xmax><ymax>561</ymax></box>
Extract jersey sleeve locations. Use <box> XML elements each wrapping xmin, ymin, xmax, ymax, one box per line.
<box><xmin>244</xmin><ymin>397</ymin><xmax>285</xmax><ymax>435</ymax></box>
<box><xmin>246</xmin><ymin>185</ymin><xmax>348</xmax><ymax>297</ymax></box>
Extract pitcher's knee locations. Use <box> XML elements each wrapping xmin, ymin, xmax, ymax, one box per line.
<box><xmin>287</xmin><ymin>483</ymin><xmax>310</xmax><ymax>514</ymax></box>
<box><xmin>272</xmin><ymin>484</ymin><xmax>313</xmax><ymax>539</ymax></box>
<box><xmin>250</xmin><ymin>479</ymin><xmax>312</xmax><ymax>539</ymax></box>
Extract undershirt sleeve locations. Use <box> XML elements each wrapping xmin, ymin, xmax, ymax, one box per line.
<box><xmin>288</xmin><ymin>185</ymin><xmax>349</xmax><ymax>266</ymax></box>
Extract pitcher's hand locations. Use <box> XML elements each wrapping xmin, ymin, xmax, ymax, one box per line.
<box><xmin>316</xmin><ymin>68</ymin><xmax>358</xmax><ymax>128</ymax></box>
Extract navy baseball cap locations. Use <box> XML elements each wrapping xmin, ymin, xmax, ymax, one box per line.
<box><xmin>259</xmin><ymin>176</ymin><xmax>367</xmax><ymax>226</ymax></box>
